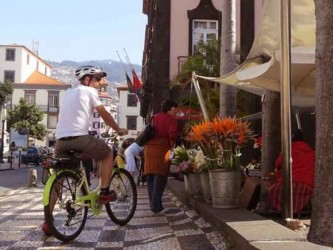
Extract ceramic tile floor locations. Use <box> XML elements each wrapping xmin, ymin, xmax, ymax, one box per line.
<box><xmin>0</xmin><ymin>184</ymin><xmax>231</xmax><ymax>249</ymax></box>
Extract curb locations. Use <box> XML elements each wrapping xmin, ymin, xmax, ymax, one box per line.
<box><xmin>166</xmin><ymin>178</ymin><xmax>326</xmax><ymax>250</ymax></box>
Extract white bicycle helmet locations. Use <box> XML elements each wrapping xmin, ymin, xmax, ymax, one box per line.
<box><xmin>75</xmin><ymin>65</ymin><xmax>107</xmax><ymax>80</ymax></box>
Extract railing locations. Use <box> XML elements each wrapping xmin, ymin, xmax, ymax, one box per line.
<box><xmin>6</xmin><ymin>104</ymin><xmax>58</xmax><ymax>113</ymax></box>
<box><xmin>177</xmin><ymin>56</ymin><xmax>189</xmax><ymax>76</ymax></box>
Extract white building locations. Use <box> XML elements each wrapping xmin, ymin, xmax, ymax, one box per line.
<box><xmin>90</xmin><ymin>80</ymin><xmax>118</xmax><ymax>138</ymax></box>
<box><xmin>0</xmin><ymin>44</ymin><xmax>69</xmax><ymax>148</ymax></box>
<box><xmin>0</xmin><ymin>45</ymin><xmax>52</xmax><ymax>82</ymax></box>
<box><xmin>117</xmin><ymin>84</ymin><xmax>144</xmax><ymax>143</ymax></box>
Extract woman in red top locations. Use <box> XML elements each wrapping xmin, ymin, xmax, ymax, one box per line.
<box><xmin>269</xmin><ymin>129</ymin><xmax>315</xmax><ymax>213</ymax></box>
<box><xmin>144</xmin><ymin>100</ymin><xmax>178</xmax><ymax>213</ymax></box>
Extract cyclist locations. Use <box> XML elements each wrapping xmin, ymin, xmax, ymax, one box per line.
<box><xmin>42</xmin><ymin>65</ymin><xmax>128</xmax><ymax>235</ymax></box>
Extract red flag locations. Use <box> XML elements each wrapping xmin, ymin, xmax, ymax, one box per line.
<box><xmin>131</xmin><ymin>69</ymin><xmax>142</xmax><ymax>89</ymax></box>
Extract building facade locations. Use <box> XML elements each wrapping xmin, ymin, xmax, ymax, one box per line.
<box><xmin>117</xmin><ymin>84</ymin><xmax>144</xmax><ymax>143</ymax></box>
<box><xmin>141</xmin><ymin>0</ymin><xmax>263</xmax><ymax>119</ymax></box>
<box><xmin>0</xmin><ymin>44</ymin><xmax>69</xmax><ymax>148</ymax></box>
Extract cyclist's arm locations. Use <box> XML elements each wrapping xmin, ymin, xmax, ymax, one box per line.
<box><xmin>95</xmin><ymin>105</ymin><xmax>124</xmax><ymax>134</ymax></box>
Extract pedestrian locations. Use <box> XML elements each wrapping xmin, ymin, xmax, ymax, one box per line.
<box><xmin>42</xmin><ymin>65</ymin><xmax>128</xmax><ymax>235</ymax></box>
<box><xmin>124</xmin><ymin>140</ymin><xmax>144</xmax><ymax>177</ymax></box>
<box><xmin>144</xmin><ymin>99</ymin><xmax>178</xmax><ymax>213</ymax></box>
<box><xmin>114</xmin><ymin>147</ymin><xmax>126</xmax><ymax>168</ymax></box>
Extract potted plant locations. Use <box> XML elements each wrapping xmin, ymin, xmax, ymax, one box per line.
<box><xmin>186</xmin><ymin>116</ymin><xmax>254</xmax><ymax>208</ymax></box>
<box><xmin>193</xmin><ymin>148</ymin><xmax>212</xmax><ymax>203</ymax></box>
<box><xmin>170</xmin><ymin>146</ymin><xmax>202</xmax><ymax>198</ymax></box>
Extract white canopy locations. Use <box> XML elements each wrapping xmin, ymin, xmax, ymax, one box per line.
<box><xmin>197</xmin><ymin>0</ymin><xmax>316</xmax><ymax>108</ymax></box>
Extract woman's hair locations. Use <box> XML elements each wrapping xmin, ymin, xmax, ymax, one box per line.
<box><xmin>161</xmin><ymin>99</ymin><xmax>178</xmax><ymax>112</ymax></box>
<box><xmin>292</xmin><ymin>129</ymin><xmax>304</xmax><ymax>142</ymax></box>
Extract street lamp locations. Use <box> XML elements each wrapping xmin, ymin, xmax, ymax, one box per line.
<box><xmin>0</xmin><ymin>103</ymin><xmax>7</xmax><ymax>163</ymax></box>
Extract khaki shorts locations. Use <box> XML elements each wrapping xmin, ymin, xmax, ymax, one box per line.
<box><xmin>55</xmin><ymin>135</ymin><xmax>112</xmax><ymax>161</ymax></box>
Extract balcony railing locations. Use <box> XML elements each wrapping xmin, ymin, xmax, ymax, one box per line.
<box><xmin>6</xmin><ymin>104</ymin><xmax>58</xmax><ymax>113</ymax></box>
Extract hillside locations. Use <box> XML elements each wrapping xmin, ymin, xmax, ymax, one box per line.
<box><xmin>49</xmin><ymin>60</ymin><xmax>142</xmax><ymax>86</ymax></box>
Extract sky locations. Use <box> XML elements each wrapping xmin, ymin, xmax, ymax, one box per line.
<box><xmin>0</xmin><ymin>0</ymin><xmax>147</xmax><ymax>65</ymax></box>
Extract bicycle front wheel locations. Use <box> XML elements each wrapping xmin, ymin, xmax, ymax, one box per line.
<box><xmin>105</xmin><ymin>168</ymin><xmax>137</xmax><ymax>225</ymax></box>
<box><xmin>44</xmin><ymin>171</ymin><xmax>88</xmax><ymax>242</ymax></box>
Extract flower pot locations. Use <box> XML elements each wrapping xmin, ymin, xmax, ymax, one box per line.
<box><xmin>184</xmin><ymin>174</ymin><xmax>193</xmax><ymax>196</ymax></box>
<box><xmin>209</xmin><ymin>169</ymin><xmax>241</xmax><ymax>208</ymax></box>
<box><xmin>188</xmin><ymin>173</ymin><xmax>202</xmax><ymax>198</ymax></box>
<box><xmin>199</xmin><ymin>172</ymin><xmax>212</xmax><ymax>203</ymax></box>
<box><xmin>184</xmin><ymin>173</ymin><xmax>202</xmax><ymax>198</ymax></box>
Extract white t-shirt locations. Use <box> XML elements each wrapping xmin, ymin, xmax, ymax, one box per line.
<box><xmin>56</xmin><ymin>85</ymin><xmax>102</xmax><ymax>139</ymax></box>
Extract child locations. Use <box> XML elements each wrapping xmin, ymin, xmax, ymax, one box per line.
<box><xmin>114</xmin><ymin>147</ymin><xmax>126</xmax><ymax>168</ymax></box>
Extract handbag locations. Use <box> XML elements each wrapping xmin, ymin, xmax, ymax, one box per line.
<box><xmin>135</xmin><ymin>117</ymin><xmax>155</xmax><ymax>147</ymax></box>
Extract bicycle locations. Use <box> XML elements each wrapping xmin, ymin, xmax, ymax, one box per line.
<box><xmin>42</xmin><ymin>145</ymin><xmax>137</xmax><ymax>242</ymax></box>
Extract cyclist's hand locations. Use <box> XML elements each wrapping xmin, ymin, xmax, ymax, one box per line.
<box><xmin>117</xmin><ymin>128</ymin><xmax>128</xmax><ymax>136</ymax></box>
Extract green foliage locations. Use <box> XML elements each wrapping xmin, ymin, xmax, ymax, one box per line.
<box><xmin>175</xmin><ymin>39</ymin><xmax>221</xmax><ymax>118</ymax></box>
<box><xmin>177</xmin><ymin>87</ymin><xmax>220</xmax><ymax>119</ymax></box>
<box><xmin>177</xmin><ymin>39</ymin><xmax>221</xmax><ymax>81</ymax></box>
<box><xmin>7</xmin><ymin>99</ymin><xmax>47</xmax><ymax>141</ymax></box>
<box><xmin>0</xmin><ymin>82</ymin><xmax>13</xmax><ymax>107</ymax></box>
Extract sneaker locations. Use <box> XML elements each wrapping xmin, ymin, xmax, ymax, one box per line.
<box><xmin>154</xmin><ymin>208</ymin><xmax>170</xmax><ymax>214</ymax></box>
<box><xmin>98</xmin><ymin>190</ymin><xmax>117</xmax><ymax>204</ymax></box>
<box><xmin>42</xmin><ymin>222</ymin><xmax>52</xmax><ymax>236</ymax></box>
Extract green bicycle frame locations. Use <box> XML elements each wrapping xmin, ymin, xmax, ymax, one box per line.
<box><xmin>43</xmin><ymin>168</ymin><xmax>104</xmax><ymax>216</ymax></box>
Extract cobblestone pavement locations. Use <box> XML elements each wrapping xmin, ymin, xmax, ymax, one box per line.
<box><xmin>0</xmin><ymin>183</ymin><xmax>231</xmax><ymax>249</ymax></box>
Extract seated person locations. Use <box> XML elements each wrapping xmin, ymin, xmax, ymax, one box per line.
<box><xmin>243</xmin><ymin>155</ymin><xmax>261</xmax><ymax>176</ymax></box>
<box><xmin>269</xmin><ymin>129</ymin><xmax>315</xmax><ymax>213</ymax></box>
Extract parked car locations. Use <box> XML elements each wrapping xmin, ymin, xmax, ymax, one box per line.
<box><xmin>21</xmin><ymin>146</ymin><xmax>41</xmax><ymax>165</ymax></box>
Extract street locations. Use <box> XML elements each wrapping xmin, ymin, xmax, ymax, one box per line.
<box><xmin>0</xmin><ymin>169</ymin><xmax>230</xmax><ymax>249</ymax></box>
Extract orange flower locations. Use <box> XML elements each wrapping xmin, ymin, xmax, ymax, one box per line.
<box><xmin>186</xmin><ymin>116</ymin><xmax>254</xmax><ymax>171</ymax></box>
<box><xmin>187</xmin><ymin>121</ymin><xmax>210</xmax><ymax>143</ymax></box>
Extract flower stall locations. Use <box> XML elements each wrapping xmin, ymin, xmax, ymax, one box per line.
<box><xmin>186</xmin><ymin>116</ymin><xmax>255</xmax><ymax>208</ymax></box>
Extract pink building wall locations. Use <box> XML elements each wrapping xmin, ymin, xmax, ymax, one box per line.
<box><xmin>169</xmin><ymin>0</ymin><xmax>263</xmax><ymax>80</ymax></box>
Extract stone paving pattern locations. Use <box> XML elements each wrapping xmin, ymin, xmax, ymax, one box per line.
<box><xmin>0</xmin><ymin>183</ymin><xmax>231</xmax><ymax>249</ymax></box>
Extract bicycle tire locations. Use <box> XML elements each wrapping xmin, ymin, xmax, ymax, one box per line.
<box><xmin>105</xmin><ymin>168</ymin><xmax>137</xmax><ymax>225</ymax></box>
<box><xmin>44</xmin><ymin>170</ymin><xmax>88</xmax><ymax>242</ymax></box>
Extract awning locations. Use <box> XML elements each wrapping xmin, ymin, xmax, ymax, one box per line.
<box><xmin>196</xmin><ymin>0</ymin><xmax>316</xmax><ymax>108</ymax></box>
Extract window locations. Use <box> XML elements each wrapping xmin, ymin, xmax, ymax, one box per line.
<box><xmin>101</xmin><ymin>98</ymin><xmax>109</xmax><ymax>106</ymax></box>
<box><xmin>4</xmin><ymin>70</ymin><xmax>15</xmax><ymax>83</ymax></box>
<box><xmin>192</xmin><ymin>20</ymin><xmax>218</xmax><ymax>53</ymax></box>
<box><xmin>127</xmin><ymin>116</ymin><xmax>137</xmax><ymax>130</ymax></box>
<box><xmin>93</xmin><ymin>122</ymin><xmax>100</xmax><ymax>129</ymax></box>
<box><xmin>45</xmin><ymin>67</ymin><xmax>48</xmax><ymax>75</ymax></box>
<box><xmin>93</xmin><ymin>112</ymin><xmax>100</xmax><ymax>118</ymax></box>
<box><xmin>5</xmin><ymin>49</ymin><xmax>15</xmax><ymax>61</ymax></box>
<box><xmin>27</xmin><ymin>54</ymin><xmax>30</xmax><ymax>64</ymax></box>
<box><xmin>48</xmin><ymin>92</ymin><xmax>59</xmax><ymax>112</ymax></box>
<box><xmin>127</xmin><ymin>94</ymin><xmax>137</xmax><ymax>107</ymax></box>
<box><xmin>25</xmin><ymin>90</ymin><xmax>36</xmax><ymax>105</ymax></box>
<box><xmin>100</xmin><ymin>86</ymin><xmax>107</xmax><ymax>92</ymax></box>
<box><xmin>36</xmin><ymin>61</ymin><xmax>39</xmax><ymax>70</ymax></box>
<box><xmin>47</xmin><ymin>115</ymin><xmax>58</xmax><ymax>129</ymax></box>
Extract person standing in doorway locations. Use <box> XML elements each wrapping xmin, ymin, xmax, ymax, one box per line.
<box><xmin>144</xmin><ymin>100</ymin><xmax>178</xmax><ymax>213</ymax></box>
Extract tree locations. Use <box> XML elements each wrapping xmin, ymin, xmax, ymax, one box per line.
<box><xmin>0</xmin><ymin>81</ymin><xmax>13</xmax><ymax>107</ymax></box>
<box><xmin>219</xmin><ymin>0</ymin><xmax>238</xmax><ymax>117</ymax></box>
<box><xmin>7</xmin><ymin>99</ymin><xmax>48</xmax><ymax>141</ymax></box>
<box><xmin>174</xmin><ymin>39</ymin><xmax>221</xmax><ymax>118</ymax></box>
<box><xmin>307</xmin><ymin>1</ymin><xmax>333</xmax><ymax>247</ymax></box>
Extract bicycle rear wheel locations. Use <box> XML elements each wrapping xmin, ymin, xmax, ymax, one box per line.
<box><xmin>105</xmin><ymin>168</ymin><xmax>137</xmax><ymax>225</ymax></box>
<box><xmin>44</xmin><ymin>171</ymin><xmax>88</xmax><ymax>242</ymax></box>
